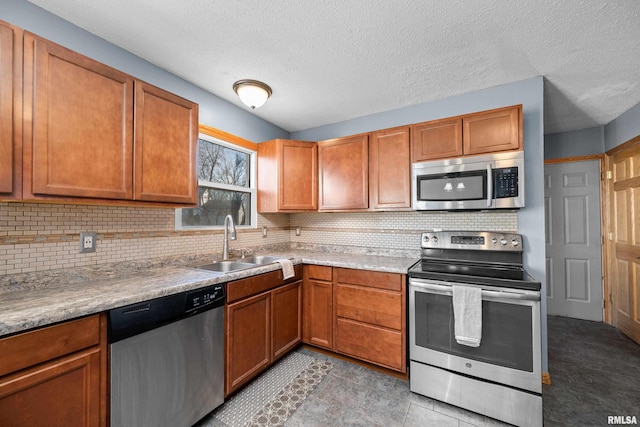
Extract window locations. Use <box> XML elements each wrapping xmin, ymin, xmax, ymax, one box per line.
<box><xmin>176</xmin><ymin>133</ymin><xmax>256</xmax><ymax>229</ymax></box>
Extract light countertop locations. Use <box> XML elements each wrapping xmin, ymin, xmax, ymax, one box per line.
<box><xmin>0</xmin><ymin>250</ymin><xmax>418</xmax><ymax>337</ymax></box>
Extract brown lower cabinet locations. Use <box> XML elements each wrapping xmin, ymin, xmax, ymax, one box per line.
<box><xmin>225</xmin><ymin>266</ymin><xmax>302</xmax><ymax>396</ymax></box>
<box><xmin>302</xmin><ymin>265</ymin><xmax>334</xmax><ymax>349</ymax></box>
<box><xmin>0</xmin><ymin>314</ymin><xmax>107</xmax><ymax>427</ymax></box>
<box><xmin>303</xmin><ymin>266</ymin><xmax>407</xmax><ymax>373</ymax></box>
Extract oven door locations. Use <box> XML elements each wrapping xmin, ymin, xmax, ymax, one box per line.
<box><xmin>409</xmin><ymin>278</ymin><xmax>541</xmax><ymax>393</ymax></box>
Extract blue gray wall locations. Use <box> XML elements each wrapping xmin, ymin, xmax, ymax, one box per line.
<box><xmin>544</xmin><ymin>127</ymin><xmax>604</xmax><ymax>160</ymax></box>
<box><xmin>545</xmin><ymin>101</ymin><xmax>640</xmax><ymax>159</ymax></box>
<box><xmin>604</xmin><ymin>102</ymin><xmax>640</xmax><ymax>151</ymax></box>
<box><xmin>1</xmin><ymin>0</ymin><xmax>289</xmax><ymax>143</ymax></box>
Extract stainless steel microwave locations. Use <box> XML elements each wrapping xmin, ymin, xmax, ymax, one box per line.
<box><xmin>412</xmin><ymin>151</ymin><xmax>525</xmax><ymax>211</ymax></box>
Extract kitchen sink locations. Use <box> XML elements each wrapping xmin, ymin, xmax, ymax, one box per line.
<box><xmin>192</xmin><ymin>255</ymin><xmax>289</xmax><ymax>273</ymax></box>
<box><xmin>194</xmin><ymin>260</ymin><xmax>258</xmax><ymax>273</ymax></box>
<box><xmin>240</xmin><ymin>255</ymin><xmax>287</xmax><ymax>265</ymax></box>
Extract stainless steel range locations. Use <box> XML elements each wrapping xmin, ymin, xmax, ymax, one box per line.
<box><xmin>408</xmin><ymin>231</ymin><xmax>542</xmax><ymax>427</ymax></box>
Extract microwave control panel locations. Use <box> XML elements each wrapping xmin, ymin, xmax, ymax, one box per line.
<box><xmin>494</xmin><ymin>167</ymin><xmax>519</xmax><ymax>198</ymax></box>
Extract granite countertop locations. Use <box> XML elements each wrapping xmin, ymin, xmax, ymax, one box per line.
<box><xmin>0</xmin><ymin>250</ymin><xmax>418</xmax><ymax>338</ymax></box>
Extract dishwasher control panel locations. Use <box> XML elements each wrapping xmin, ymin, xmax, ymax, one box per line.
<box><xmin>186</xmin><ymin>284</ymin><xmax>225</xmax><ymax>312</ymax></box>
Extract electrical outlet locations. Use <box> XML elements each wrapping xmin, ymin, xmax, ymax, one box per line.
<box><xmin>295</xmin><ymin>227</ymin><xmax>301</xmax><ymax>236</ymax></box>
<box><xmin>80</xmin><ymin>232</ymin><xmax>97</xmax><ymax>253</ymax></box>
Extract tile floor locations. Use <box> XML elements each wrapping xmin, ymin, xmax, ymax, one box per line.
<box><xmin>205</xmin><ymin>315</ymin><xmax>640</xmax><ymax>427</ymax></box>
<box><xmin>285</xmin><ymin>347</ymin><xmax>509</xmax><ymax>427</ymax></box>
<box><xmin>543</xmin><ymin>315</ymin><xmax>640</xmax><ymax>426</ymax></box>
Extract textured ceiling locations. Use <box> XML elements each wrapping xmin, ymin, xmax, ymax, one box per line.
<box><xmin>26</xmin><ymin>0</ymin><xmax>640</xmax><ymax>134</ymax></box>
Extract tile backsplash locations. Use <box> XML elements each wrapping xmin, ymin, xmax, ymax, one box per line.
<box><xmin>289</xmin><ymin>211</ymin><xmax>518</xmax><ymax>257</ymax></box>
<box><xmin>0</xmin><ymin>202</ymin><xmax>517</xmax><ymax>275</ymax></box>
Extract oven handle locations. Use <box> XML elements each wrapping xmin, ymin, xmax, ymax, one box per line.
<box><xmin>409</xmin><ymin>279</ymin><xmax>540</xmax><ymax>302</ymax></box>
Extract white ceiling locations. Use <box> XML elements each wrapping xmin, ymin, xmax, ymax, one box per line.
<box><xmin>26</xmin><ymin>0</ymin><xmax>640</xmax><ymax>135</ymax></box>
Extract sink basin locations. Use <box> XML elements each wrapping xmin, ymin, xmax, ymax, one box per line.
<box><xmin>240</xmin><ymin>255</ymin><xmax>287</xmax><ymax>265</ymax></box>
<box><xmin>194</xmin><ymin>261</ymin><xmax>257</xmax><ymax>273</ymax></box>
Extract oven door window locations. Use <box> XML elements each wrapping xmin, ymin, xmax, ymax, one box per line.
<box><xmin>417</xmin><ymin>170</ymin><xmax>486</xmax><ymax>202</ymax></box>
<box><xmin>414</xmin><ymin>292</ymin><xmax>533</xmax><ymax>372</ymax></box>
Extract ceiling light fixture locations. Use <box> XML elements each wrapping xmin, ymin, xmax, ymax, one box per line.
<box><xmin>233</xmin><ymin>79</ymin><xmax>272</xmax><ymax>110</ymax></box>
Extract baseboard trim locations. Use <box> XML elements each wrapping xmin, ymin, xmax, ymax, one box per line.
<box><xmin>542</xmin><ymin>372</ymin><xmax>551</xmax><ymax>385</ymax></box>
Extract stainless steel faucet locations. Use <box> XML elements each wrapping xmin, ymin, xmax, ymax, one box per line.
<box><xmin>222</xmin><ymin>214</ymin><xmax>236</xmax><ymax>260</ymax></box>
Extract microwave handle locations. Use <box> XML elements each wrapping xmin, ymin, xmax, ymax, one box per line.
<box><xmin>486</xmin><ymin>164</ymin><xmax>493</xmax><ymax>207</ymax></box>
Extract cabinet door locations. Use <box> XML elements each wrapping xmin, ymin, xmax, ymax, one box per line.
<box><xmin>318</xmin><ymin>134</ymin><xmax>368</xmax><ymax>210</ymax></box>
<box><xmin>370</xmin><ymin>126</ymin><xmax>411</xmax><ymax>209</ymax></box>
<box><xmin>335</xmin><ymin>283</ymin><xmax>402</xmax><ymax>330</ymax></box>
<box><xmin>134</xmin><ymin>81</ymin><xmax>198</xmax><ymax>204</ymax></box>
<box><xmin>23</xmin><ymin>32</ymin><xmax>134</xmax><ymax>200</ymax></box>
<box><xmin>302</xmin><ymin>268</ymin><xmax>333</xmax><ymax>350</ymax></box>
<box><xmin>226</xmin><ymin>292</ymin><xmax>271</xmax><ymax>395</ymax></box>
<box><xmin>279</xmin><ymin>140</ymin><xmax>317</xmax><ymax>210</ymax></box>
<box><xmin>0</xmin><ymin>21</ymin><xmax>21</xmax><ymax>198</ymax></box>
<box><xmin>335</xmin><ymin>318</ymin><xmax>404</xmax><ymax>371</ymax></box>
<box><xmin>258</xmin><ymin>139</ymin><xmax>317</xmax><ymax>212</ymax></box>
<box><xmin>463</xmin><ymin>105</ymin><xmax>522</xmax><ymax>155</ymax></box>
<box><xmin>272</xmin><ymin>280</ymin><xmax>302</xmax><ymax>361</ymax></box>
<box><xmin>412</xmin><ymin>118</ymin><xmax>462</xmax><ymax>161</ymax></box>
<box><xmin>0</xmin><ymin>348</ymin><xmax>102</xmax><ymax>427</ymax></box>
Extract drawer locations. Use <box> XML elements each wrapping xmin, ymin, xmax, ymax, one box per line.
<box><xmin>335</xmin><ymin>318</ymin><xmax>404</xmax><ymax>372</ymax></box>
<box><xmin>335</xmin><ymin>268</ymin><xmax>402</xmax><ymax>291</ymax></box>
<box><xmin>227</xmin><ymin>265</ymin><xmax>302</xmax><ymax>303</ymax></box>
<box><xmin>0</xmin><ymin>315</ymin><xmax>101</xmax><ymax>377</ymax></box>
<box><xmin>335</xmin><ymin>283</ymin><xmax>402</xmax><ymax>330</ymax></box>
<box><xmin>304</xmin><ymin>265</ymin><xmax>332</xmax><ymax>281</ymax></box>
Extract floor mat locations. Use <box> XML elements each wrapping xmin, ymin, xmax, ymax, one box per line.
<box><xmin>213</xmin><ymin>351</ymin><xmax>333</xmax><ymax>427</ymax></box>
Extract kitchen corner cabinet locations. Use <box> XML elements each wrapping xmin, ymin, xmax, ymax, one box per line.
<box><xmin>225</xmin><ymin>266</ymin><xmax>302</xmax><ymax>396</ymax></box>
<box><xmin>21</xmin><ymin>31</ymin><xmax>198</xmax><ymax>206</ymax></box>
<box><xmin>0</xmin><ymin>21</ymin><xmax>22</xmax><ymax>200</ymax></box>
<box><xmin>302</xmin><ymin>265</ymin><xmax>334</xmax><ymax>350</ymax></box>
<box><xmin>258</xmin><ymin>139</ymin><xmax>317</xmax><ymax>212</ymax></box>
<box><xmin>370</xmin><ymin>126</ymin><xmax>411</xmax><ymax>209</ymax></box>
<box><xmin>318</xmin><ymin>134</ymin><xmax>369</xmax><ymax>210</ymax></box>
<box><xmin>303</xmin><ymin>265</ymin><xmax>407</xmax><ymax>373</ymax></box>
<box><xmin>0</xmin><ymin>314</ymin><xmax>107</xmax><ymax>427</ymax></box>
<box><xmin>412</xmin><ymin>104</ymin><xmax>522</xmax><ymax>161</ymax></box>
<box><xmin>334</xmin><ymin>268</ymin><xmax>406</xmax><ymax>373</ymax></box>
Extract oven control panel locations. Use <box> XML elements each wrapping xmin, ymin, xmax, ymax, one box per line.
<box><xmin>421</xmin><ymin>231</ymin><xmax>522</xmax><ymax>251</ymax></box>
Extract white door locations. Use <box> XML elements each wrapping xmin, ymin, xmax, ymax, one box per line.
<box><xmin>545</xmin><ymin>160</ymin><xmax>603</xmax><ymax>321</ymax></box>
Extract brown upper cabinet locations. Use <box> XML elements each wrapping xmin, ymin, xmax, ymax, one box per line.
<box><xmin>412</xmin><ymin>118</ymin><xmax>463</xmax><ymax>162</ymax></box>
<box><xmin>318</xmin><ymin>134</ymin><xmax>369</xmax><ymax>210</ymax></box>
<box><xmin>369</xmin><ymin>126</ymin><xmax>411</xmax><ymax>209</ymax></box>
<box><xmin>258</xmin><ymin>139</ymin><xmax>317</xmax><ymax>212</ymax></box>
<box><xmin>18</xmin><ymin>30</ymin><xmax>197</xmax><ymax>206</ymax></box>
<box><xmin>133</xmin><ymin>82</ymin><xmax>198</xmax><ymax>204</ymax></box>
<box><xmin>412</xmin><ymin>105</ymin><xmax>522</xmax><ymax>162</ymax></box>
<box><xmin>0</xmin><ymin>21</ymin><xmax>22</xmax><ymax>200</ymax></box>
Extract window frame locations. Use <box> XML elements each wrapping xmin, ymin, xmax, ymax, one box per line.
<box><xmin>175</xmin><ymin>128</ymin><xmax>257</xmax><ymax>230</ymax></box>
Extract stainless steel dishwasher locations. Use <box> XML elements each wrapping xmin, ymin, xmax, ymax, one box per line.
<box><xmin>109</xmin><ymin>283</ymin><xmax>225</xmax><ymax>427</ymax></box>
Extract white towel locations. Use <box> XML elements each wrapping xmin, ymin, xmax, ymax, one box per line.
<box><xmin>452</xmin><ymin>285</ymin><xmax>482</xmax><ymax>347</ymax></box>
<box><xmin>275</xmin><ymin>258</ymin><xmax>295</xmax><ymax>280</ymax></box>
